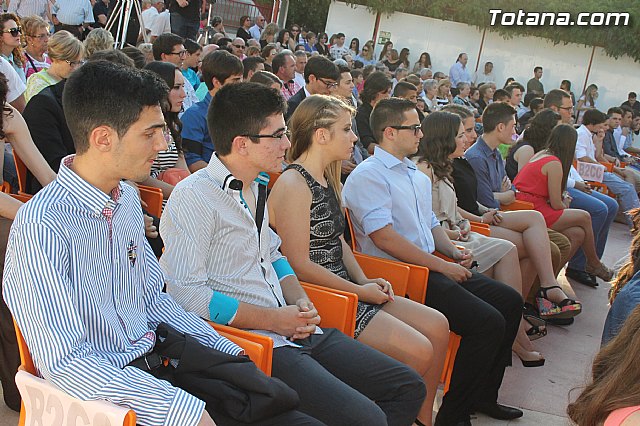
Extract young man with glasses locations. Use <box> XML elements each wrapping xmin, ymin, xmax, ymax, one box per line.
<box><xmin>152</xmin><ymin>33</ymin><xmax>198</xmax><ymax>111</ymax></box>
<box><xmin>181</xmin><ymin>50</ymin><xmax>243</xmax><ymax>172</ymax></box>
<box><xmin>343</xmin><ymin>98</ymin><xmax>523</xmax><ymax>426</ymax></box>
<box><xmin>160</xmin><ymin>82</ymin><xmax>426</xmax><ymax>425</ymax></box>
<box><xmin>285</xmin><ymin>55</ymin><xmax>339</xmax><ymax>120</ymax></box>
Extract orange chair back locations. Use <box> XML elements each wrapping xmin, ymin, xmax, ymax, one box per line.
<box><xmin>500</xmin><ymin>200</ymin><xmax>533</xmax><ymax>211</ymax></box>
<box><xmin>345</xmin><ymin>209</ymin><xmax>357</xmax><ymax>252</ymax></box>
<box><xmin>11</xmin><ymin>193</ymin><xmax>33</xmax><ymax>203</ymax></box>
<box><xmin>13</xmin><ymin>153</ymin><xmax>27</xmax><ymax>194</ymax></box>
<box><xmin>353</xmin><ymin>252</ymin><xmax>410</xmax><ymax>299</ymax></box>
<box><xmin>210</xmin><ymin>323</ymin><xmax>273</xmax><ymax>376</ymax></box>
<box><xmin>138</xmin><ymin>186</ymin><xmax>163</xmax><ymax>218</ymax></box>
<box><xmin>469</xmin><ymin>221</ymin><xmax>490</xmax><ymax>236</ymax></box>
<box><xmin>1</xmin><ymin>181</ymin><xmax>11</xmax><ymax>193</ymax></box>
<box><xmin>300</xmin><ymin>282</ymin><xmax>357</xmax><ymax>337</ymax></box>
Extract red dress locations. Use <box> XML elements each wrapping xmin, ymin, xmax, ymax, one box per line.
<box><xmin>513</xmin><ymin>155</ymin><xmax>564</xmax><ymax>227</ymax></box>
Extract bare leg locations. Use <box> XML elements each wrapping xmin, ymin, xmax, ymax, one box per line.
<box><xmin>551</xmin><ymin>209</ymin><xmax>600</xmax><ymax>265</ymax></box>
<box><xmin>358</xmin><ymin>298</ymin><xmax>450</xmax><ymax>426</ymax></box>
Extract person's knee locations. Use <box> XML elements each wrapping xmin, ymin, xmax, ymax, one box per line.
<box><xmin>342</xmin><ymin>398</ymin><xmax>388</xmax><ymax>426</ymax></box>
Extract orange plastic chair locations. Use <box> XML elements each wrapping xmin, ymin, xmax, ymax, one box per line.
<box><xmin>300</xmin><ymin>282</ymin><xmax>357</xmax><ymax>337</ymax></box>
<box><xmin>138</xmin><ymin>185</ymin><xmax>163</xmax><ymax>218</ymax></box>
<box><xmin>267</xmin><ymin>172</ymin><xmax>281</xmax><ymax>189</ymax></box>
<box><xmin>352</xmin><ymin>252</ymin><xmax>410</xmax><ymax>298</ymax></box>
<box><xmin>500</xmin><ymin>200</ymin><xmax>534</xmax><ymax>211</ymax></box>
<box><xmin>10</xmin><ymin>193</ymin><xmax>32</xmax><ymax>203</ymax></box>
<box><xmin>344</xmin><ymin>209</ymin><xmax>460</xmax><ymax>393</ymax></box>
<box><xmin>469</xmin><ymin>221</ymin><xmax>490</xmax><ymax>236</ymax></box>
<box><xmin>13</xmin><ymin>320</ymin><xmax>137</xmax><ymax>426</ymax></box>
<box><xmin>209</xmin><ymin>323</ymin><xmax>274</xmax><ymax>376</ymax></box>
<box><xmin>1</xmin><ymin>181</ymin><xmax>11</xmax><ymax>193</ymax></box>
<box><xmin>13</xmin><ymin>153</ymin><xmax>27</xmax><ymax>194</ymax></box>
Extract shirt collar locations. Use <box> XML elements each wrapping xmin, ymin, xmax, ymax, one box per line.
<box><xmin>474</xmin><ymin>136</ymin><xmax>497</xmax><ymax>157</ymax></box>
<box><xmin>57</xmin><ymin>155</ymin><xmax>123</xmax><ymax>215</ymax></box>
<box><xmin>373</xmin><ymin>146</ymin><xmax>416</xmax><ymax>170</ymax></box>
<box><xmin>204</xmin><ymin>153</ymin><xmax>268</xmax><ymax>189</ymax></box>
<box><xmin>303</xmin><ymin>86</ymin><xmax>311</xmax><ymax>98</ymax></box>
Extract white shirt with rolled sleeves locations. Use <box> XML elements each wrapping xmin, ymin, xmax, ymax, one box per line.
<box><xmin>576</xmin><ymin>124</ymin><xmax>596</xmax><ymax>161</ymax></box>
<box><xmin>0</xmin><ymin>56</ymin><xmax>26</xmax><ymax>103</ymax></box>
<box><xmin>160</xmin><ymin>153</ymin><xmax>321</xmax><ymax>349</ymax></box>
<box><xmin>342</xmin><ymin>146</ymin><xmax>440</xmax><ymax>260</ymax></box>
<box><xmin>2</xmin><ymin>155</ymin><xmax>241</xmax><ymax>426</ymax></box>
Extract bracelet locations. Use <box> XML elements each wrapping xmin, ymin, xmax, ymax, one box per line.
<box><xmin>480</xmin><ymin>217</ymin><xmax>484</xmax><ymax>224</ymax></box>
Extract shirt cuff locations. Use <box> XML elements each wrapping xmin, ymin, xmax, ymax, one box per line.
<box><xmin>164</xmin><ymin>387</ymin><xmax>206</xmax><ymax>426</ymax></box>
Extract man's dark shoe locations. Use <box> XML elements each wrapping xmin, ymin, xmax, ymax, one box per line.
<box><xmin>474</xmin><ymin>403</ymin><xmax>523</xmax><ymax>420</ymax></box>
<box><xmin>566</xmin><ymin>268</ymin><xmax>598</xmax><ymax>287</ymax></box>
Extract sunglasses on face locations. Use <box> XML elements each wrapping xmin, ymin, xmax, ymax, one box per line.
<box><xmin>233</xmin><ymin>44</ymin><xmax>245</xmax><ymax>49</ymax></box>
<box><xmin>2</xmin><ymin>26</ymin><xmax>22</xmax><ymax>37</ymax></box>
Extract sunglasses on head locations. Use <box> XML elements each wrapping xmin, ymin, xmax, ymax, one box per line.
<box><xmin>2</xmin><ymin>26</ymin><xmax>22</xmax><ymax>37</ymax></box>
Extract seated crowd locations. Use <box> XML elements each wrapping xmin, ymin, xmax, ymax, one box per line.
<box><xmin>0</xmin><ymin>11</ymin><xmax>637</xmax><ymax>426</ymax></box>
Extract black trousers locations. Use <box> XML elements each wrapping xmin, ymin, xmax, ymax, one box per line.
<box><xmin>0</xmin><ymin>217</ymin><xmax>20</xmax><ymax>412</ymax></box>
<box><xmin>427</xmin><ymin>272</ymin><xmax>522</xmax><ymax>425</ymax></box>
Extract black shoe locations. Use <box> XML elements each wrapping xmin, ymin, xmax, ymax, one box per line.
<box><xmin>566</xmin><ymin>268</ymin><xmax>598</xmax><ymax>287</ymax></box>
<box><xmin>473</xmin><ymin>402</ymin><xmax>523</xmax><ymax>420</ymax></box>
<box><xmin>546</xmin><ymin>316</ymin><xmax>575</xmax><ymax>326</ymax></box>
<box><xmin>434</xmin><ymin>413</ymin><xmax>472</xmax><ymax>426</ymax></box>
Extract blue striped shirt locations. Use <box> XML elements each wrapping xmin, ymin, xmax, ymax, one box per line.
<box><xmin>2</xmin><ymin>155</ymin><xmax>241</xmax><ymax>426</ymax></box>
<box><xmin>52</xmin><ymin>0</ymin><xmax>94</xmax><ymax>25</ymax></box>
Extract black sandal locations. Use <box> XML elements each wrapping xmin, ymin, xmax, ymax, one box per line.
<box><xmin>523</xmin><ymin>313</ymin><xmax>547</xmax><ymax>341</ymax></box>
<box><xmin>536</xmin><ymin>286</ymin><xmax>582</xmax><ymax>319</ymax></box>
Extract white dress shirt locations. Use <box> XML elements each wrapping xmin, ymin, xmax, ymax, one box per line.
<box><xmin>576</xmin><ymin>124</ymin><xmax>596</xmax><ymax>160</ymax></box>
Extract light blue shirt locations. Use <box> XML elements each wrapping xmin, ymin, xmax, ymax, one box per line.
<box><xmin>342</xmin><ymin>146</ymin><xmax>439</xmax><ymax>260</ymax></box>
<box><xmin>2</xmin><ymin>155</ymin><xmax>241</xmax><ymax>426</ymax></box>
<box><xmin>448</xmin><ymin>61</ymin><xmax>471</xmax><ymax>86</ymax></box>
<box><xmin>602</xmin><ymin>270</ymin><xmax>640</xmax><ymax>346</ymax></box>
<box><xmin>52</xmin><ymin>0</ymin><xmax>94</xmax><ymax>25</ymax></box>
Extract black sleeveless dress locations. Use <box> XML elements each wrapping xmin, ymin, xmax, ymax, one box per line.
<box><xmin>286</xmin><ymin>164</ymin><xmax>382</xmax><ymax>338</ymax></box>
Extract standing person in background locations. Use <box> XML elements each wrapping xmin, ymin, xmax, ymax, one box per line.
<box><xmin>236</xmin><ymin>15</ymin><xmax>252</xmax><ymax>42</ymax></box>
<box><xmin>398</xmin><ymin>47</ymin><xmax>410</xmax><ymax>69</ymax></box>
<box><xmin>413</xmin><ymin>52</ymin><xmax>432</xmax><ymax>73</ymax></box>
<box><xmin>92</xmin><ymin>0</ymin><xmax>110</xmax><ymax>27</ymax></box>
<box><xmin>329</xmin><ymin>32</ymin><xmax>349</xmax><ymax>61</ymax></box>
<box><xmin>248</xmin><ymin>14</ymin><xmax>264</xmax><ymax>41</ymax></box>
<box><xmin>140</xmin><ymin>0</ymin><xmax>164</xmax><ymax>38</ymax></box>
<box><xmin>315</xmin><ymin>32</ymin><xmax>329</xmax><ymax>57</ymax></box>
<box><xmin>449</xmin><ymin>53</ymin><xmax>471</xmax><ymax>87</ymax></box>
<box><xmin>0</xmin><ymin>13</ymin><xmax>26</xmax><ymax>84</ymax></box>
<box><xmin>526</xmin><ymin>66</ymin><xmax>544</xmax><ymax>96</ymax></box>
<box><xmin>51</xmin><ymin>0</ymin><xmax>94</xmax><ymax>40</ymax></box>
<box><xmin>560</xmin><ymin>80</ymin><xmax>576</xmax><ymax>106</ymax></box>
<box><xmin>348</xmin><ymin>37</ymin><xmax>359</xmax><ymax>57</ymax></box>
<box><xmin>7</xmin><ymin>0</ymin><xmax>50</xmax><ymax>21</ymax></box>
<box><xmin>576</xmin><ymin>84</ymin><xmax>598</xmax><ymax>124</ymax></box>
<box><xmin>259</xmin><ymin>23</ymin><xmax>279</xmax><ymax>49</ymax></box>
<box><xmin>477</xmin><ymin>83</ymin><xmax>494</xmax><ymax>114</ymax></box>
<box><xmin>473</xmin><ymin>61</ymin><xmax>495</xmax><ymax>86</ymax></box>
<box><xmin>378</xmin><ymin>40</ymin><xmax>392</xmax><ymax>62</ymax></box>
<box><xmin>21</xmin><ymin>16</ymin><xmax>50</xmax><ymax>79</ymax></box>
<box><xmin>168</xmin><ymin>0</ymin><xmax>200</xmax><ymax>40</ymax></box>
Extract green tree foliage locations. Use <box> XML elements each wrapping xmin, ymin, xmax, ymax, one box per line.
<box><xmin>285</xmin><ymin>0</ymin><xmax>333</xmax><ymax>33</ymax></box>
<box><xmin>288</xmin><ymin>0</ymin><xmax>640</xmax><ymax>62</ymax></box>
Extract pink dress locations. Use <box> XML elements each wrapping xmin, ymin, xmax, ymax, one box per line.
<box><xmin>605</xmin><ymin>406</ymin><xmax>640</xmax><ymax>426</ymax></box>
<box><xmin>513</xmin><ymin>155</ymin><xmax>564</xmax><ymax>227</ymax></box>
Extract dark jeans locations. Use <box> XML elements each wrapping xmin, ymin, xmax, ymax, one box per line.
<box><xmin>426</xmin><ymin>272</ymin><xmax>522</xmax><ymax>425</ymax></box>
<box><xmin>170</xmin><ymin>13</ymin><xmax>199</xmax><ymax>40</ymax></box>
<box><xmin>271</xmin><ymin>328</ymin><xmax>426</xmax><ymax>426</ymax></box>
<box><xmin>0</xmin><ymin>217</ymin><xmax>20</xmax><ymax>412</ymax></box>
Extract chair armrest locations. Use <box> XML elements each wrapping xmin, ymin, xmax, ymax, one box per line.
<box><xmin>15</xmin><ymin>369</ymin><xmax>136</xmax><ymax>426</ymax></box>
<box><xmin>209</xmin><ymin>323</ymin><xmax>273</xmax><ymax>376</ymax></box>
<box><xmin>300</xmin><ymin>282</ymin><xmax>357</xmax><ymax>337</ymax></box>
<box><xmin>500</xmin><ymin>200</ymin><xmax>533</xmax><ymax>211</ymax></box>
<box><xmin>353</xmin><ymin>252</ymin><xmax>410</xmax><ymax>299</ymax></box>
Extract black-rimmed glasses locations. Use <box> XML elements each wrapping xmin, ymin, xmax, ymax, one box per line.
<box><xmin>387</xmin><ymin>124</ymin><xmax>422</xmax><ymax>136</ymax></box>
<box><xmin>318</xmin><ymin>78</ymin><xmax>338</xmax><ymax>89</ymax></box>
<box><xmin>242</xmin><ymin>127</ymin><xmax>290</xmax><ymax>140</ymax></box>
<box><xmin>168</xmin><ymin>50</ymin><xmax>187</xmax><ymax>57</ymax></box>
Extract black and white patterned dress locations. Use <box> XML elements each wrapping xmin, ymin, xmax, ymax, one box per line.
<box><xmin>286</xmin><ymin>164</ymin><xmax>382</xmax><ymax>338</ymax></box>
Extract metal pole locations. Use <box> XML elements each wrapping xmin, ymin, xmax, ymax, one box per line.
<box><xmin>582</xmin><ymin>45</ymin><xmax>596</xmax><ymax>98</ymax></box>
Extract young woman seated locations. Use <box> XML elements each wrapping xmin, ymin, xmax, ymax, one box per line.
<box><xmin>415</xmin><ymin>110</ymin><xmax>544</xmax><ymax>367</ymax></box>
<box><xmin>268</xmin><ymin>95</ymin><xmax>450</xmax><ymax>426</ymax></box>
<box><xmin>514</xmin><ymin>125</ymin><xmax>613</xmax><ymax>312</ymax></box>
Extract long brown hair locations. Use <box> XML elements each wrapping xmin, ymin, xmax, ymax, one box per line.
<box><xmin>567</xmin><ymin>304</ymin><xmax>640</xmax><ymax>426</ymax></box>
<box><xmin>0</xmin><ymin>13</ymin><xmax>24</xmax><ymax>68</ymax></box>
<box><xmin>416</xmin><ymin>111</ymin><xmax>461</xmax><ymax>183</ymax></box>
<box><xmin>610</xmin><ymin>207</ymin><xmax>640</xmax><ymax>303</ymax></box>
<box><xmin>544</xmin><ymin>124</ymin><xmax>576</xmax><ymax>193</ymax></box>
<box><xmin>0</xmin><ymin>72</ymin><xmax>13</xmax><ymax>139</ymax></box>
<box><xmin>287</xmin><ymin>94</ymin><xmax>354</xmax><ymax>204</ymax></box>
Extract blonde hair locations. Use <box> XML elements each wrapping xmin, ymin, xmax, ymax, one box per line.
<box><xmin>83</xmin><ymin>28</ymin><xmax>114</xmax><ymax>57</ymax></box>
<box><xmin>48</xmin><ymin>30</ymin><xmax>84</xmax><ymax>61</ymax></box>
<box><xmin>21</xmin><ymin>15</ymin><xmax>49</xmax><ymax>38</ymax></box>
<box><xmin>287</xmin><ymin>95</ymin><xmax>354</xmax><ymax>204</ymax></box>
<box><xmin>260</xmin><ymin>22</ymin><xmax>279</xmax><ymax>41</ymax></box>
<box><xmin>610</xmin><ymin>207</ymin><xmax>640</xmax><ymax>303</ymax></box>
<box><xmin>246</xmin><ymin>45</ymin><xmax>260</xmax><ymax>57</ymax></box>
<box><xmin>437</xmin><ymin>78</ymin><xmax>451</xmax><ymax>97</ymax></box>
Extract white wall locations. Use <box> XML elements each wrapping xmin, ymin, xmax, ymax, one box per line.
<box><xmin>325</xmin><ymin>1</ymin><xmax>640</xmax><ymax>110</ymax></box>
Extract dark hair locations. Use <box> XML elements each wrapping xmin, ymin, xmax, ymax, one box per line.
<box><xmin>336</xmin><ymin>64</ymin><xmax>350</xmax><ymax>80</ymax></box>
<box><xmin>183</xmin><ymin>38</ymin><xmax>201</xmax><ymax>54</ymax></box>
<box><xmin>534</xmin><ymin>66</ymin><xmax>542</xmax><ymax>73</ymax></box>
<box><xmin>629</xmin><ymin>91</ymin><xmax>637</xmax><ymax>99</ymax></box>
<box><xmin>482</xmin><ymin>102</ymin><xmax>516</xmax><ymax>132</ymax></box>
<box><xmin>304</xmin><ymin>55</ymin><xmax>339</xmax><ymax>83</ymax></box>
<box><xmin>250</xmin><ymin>70</ymin><xmax>281</xmax><ymax>88</ymax></box>
<box><xmin>120</xmin><ymin>46</ymin><xmax>146</xmax><ymax>68</ymax></box>
<box><xmin>350</xmin><ymin>69</ymin><xmax>363</xmax><ymax>79</ymax></box>
<box><xmin>89</xmin><ymin>49</ymin><xmax>135</xmax><ymax>67</ymax></box>
<box><xmin>272</xmin><ymin>52</ymin><xmax>292</xmax><ymax>75</ymax></box>
<box><xmin>239</xmin><ymin>15</ymin><xmax>249</xmax><ymax>26</ymax></box>
<box><xmin>561</xmin><ymin>79</ymin><xmax>572</xmax><ymax>90</ymax></box>
<box><xmin>260</xmin><ymin>43</ymin><xmax>277</xmax><ymax>59</ymax></box>
<box><xmin>336</xmin><ymin>32</ymin><xmax>345</xmax><ymax>38</ymax></box>
<box><xmin>582</xmin><ymin>109</ymin><xmax>608</xmax><ymax>126</ymax></box>
<box><xmin>398</xmin><ymin>48</ymin><xmax>410</xmax><ymax>68</ymax></box>
<box><xmin>456</xmin><ymin>52</ymin><xmax>466</xmax><ymax>62</ymax></box>
<box><xmin>201</xmin><ymin>50</ymin><xmax>243</xmax><ymax>90</ymax></box>
<box><xmin>144</xmin><ymin>61</ymin><xmax>183</xmax><ymax>152</ymax></box>
<box><xmin>417</xmin><ymin>111</ymin><xmax>461</xmax><ymax>182</ymax></box>
<box><xmin>242</xmin><ymin>55</ymin><xmax>265</xmax><ymax>79</ymax></box>
<box><xmin>276</xmin><ymin>29</ymin><xmax>291</xmax><ymax>46</ymax></box>
<box><xmin>361</xmin><ymin>71</ymin><xmax>391</xmax><ymax>105</ymax></box>
<box><xmin>544</xmin><ymin>89</ymin><xmax>571</xmax><ymax>109</ymax></box>
<box><xmin>505</xmin><ymin>82</ymin><xmax>524</xmax><ymax>95</ymax></box>
<box><xmin>544</xmin><ymin>124</ymin><xmax>578</xmax><ymax>192</ymax></box>
<box><xmin>0</xmin><ymin>13</ymin><xmax>24</xmax><ymax>68</ymax></box>
<box><xmin>63</xmin><ymin>61</ymin><xmax>168</xmax><ymax>154</ymax></box>
<box><xmin>418</xmin><ymin>52</ymin><xmax>432</xmax><ymax>68</ymax></box>
<box><xmin>393</xmin><ymin>81</ymin><xmax>417</xmax><ymax>98</ymax></box>
<box><xmin>152</xmin><ymin>33</ymin><xmax>184</xmax><ymax>60</ymax></box>
<box><xmin>523</xmin><ymin>92</ymin><xmax>539</xmax><ymax>108</ymax></box>
<box><xmin>370</xmin><ymin>97</ymin><xmax>416</xmax><ymax>143</ymax></box>
<box><xmin>378</xmin><ymin>40</ymin><xmax>393</xmax><ymax>61</ymax></box>
<box><xmin>607</xmin><ymin>106</ymin><xmax>623</xmax><ymax>117</ymax></box>
<box><xmin>207</xmin><ymin>82</ymin><xmax>287</xmax><ymax>156</ymax></box>
<box><xmin>521</xmin><ymin>108</ymin><xmax>561</xmax><ymax>152</ymax></box>
<box><xmin>530</xmin><ymin>98</ymin><xmax>544</xmax><ymax>112</ymax></box>
<box><xmin>349</xmin><ymin>37</ymin><xmax>359</xmax><ymax>54</ymax></box>
<box><xmin>503</xmin><ymin>77</ymin><xmax>515</xmax><ymax>88</ymax></box>
<box><xmin>0</xmin><ymin>72</ymin><xmax>13</xmax><ymax>140</ymax></box>
<box><xmin>493</xmin><ymin>89</ymin><xmax>509</xmax><ymax>102</ymax></box>
<box><xmin>621</xmin><ymin>105</ymin><xmax>634</xmax><ymax>118</ymax></box>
